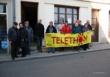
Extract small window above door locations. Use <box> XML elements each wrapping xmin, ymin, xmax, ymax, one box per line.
<box><xmin>0</xmin><ymin>4</ymin><xmax>6</xmax><ymax>13</ymax></box>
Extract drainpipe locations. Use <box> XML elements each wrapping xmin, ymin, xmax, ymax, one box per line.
<box><xmin>12</xmin><ymin>0</ymin><xmax>16</xmax><ymax>22</ymax></box>
<box><xmin>7</xmin><ymin>0</ymin><xmax>16</xmax><ymax>54</ymax></box>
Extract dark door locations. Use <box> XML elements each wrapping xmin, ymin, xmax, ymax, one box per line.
<box><xmin>21</xmin><ymin>2</ymin><xmax>38</xmax><ymax>34</ymax></box>
<box><xmin>92</xmin><ymin>9</ymin><xmax>99</xmax><ymax>42</ymax></box>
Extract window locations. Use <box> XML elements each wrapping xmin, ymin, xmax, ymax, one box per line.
<box><xmin>67</xmin><ymin>8</ymin><xmax>72</xmax><ymax>14</ymax></box>
<box><xmin>0</xmin><ymin>4</ymin><xmax>7</xmax><ymax>52</ymax></box>
<box><xmin>0</xmin><ymin>4</ymin><xmax>6</xmax><ymax>13</ymax></box>
<box><xmin>67</xmin><ymin>14</ymin><xmax>72</xmax><ymax>24</ymax></box>
<box><xmin>54</xmin><ymin>6</ymin><xmax>79</xmax><ymax>26</ymax></box>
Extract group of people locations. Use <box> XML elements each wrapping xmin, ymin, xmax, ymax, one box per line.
<box><xmin>46</xmin><ymin>20</ymin><xmax>92</xmax><ymax>53</ymax></box>
<box><xmin>8</xmin><ymin>19</ymin><xmax>92</xmax><ymax>60</ymax></box>
<box><xmin>8</xmin><ymin>21</ymin><xmax>33</xmax><ymax>60</ymax></box>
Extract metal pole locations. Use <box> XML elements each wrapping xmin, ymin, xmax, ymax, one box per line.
<box><xmin>7</xmin><ymin>0</ymin><xmax>16</xmax><ymax>54</ymax></box>
<box><xmin>13</xmin><ymin>0</ymin><xmax>16</xmax><ymax>22</ymax></box>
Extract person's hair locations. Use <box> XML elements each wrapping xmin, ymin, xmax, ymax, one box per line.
<box><xmin>49</xmin><ymin>21</ymin><xmax>53</xmax><ymax>24</ymax></box>
<box><xmin>24</xmin><ymin>20</ymin><xmax>29</xmax><ymax>23</ymax></box>
<box><xmin>19</xmin><ymin>22</ymin><xmax>22</xmax><ymax>25</ymax></box>
<box><xmin>65</xmin><ymin>21</ymin><xmax>68</xmax><ymax>23</ymax></box>
<box><xmin>13</xmin><ymin>22</ymin><xmax>18</xmax><ymax>25</ymax></box>
<box><xmin>75</xmin><ymin>20</ymin><xmax>80</xmax><ymax>23</ymax></box>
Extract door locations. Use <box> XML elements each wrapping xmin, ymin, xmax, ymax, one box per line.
<box><xmin>108</xmin><ymin>11</ymin><xmax>110</xmax><ymax>39</ymax></box>
<box><xmin>92</xmin><ymin>9</ymin><xmax>99</xmax><ymax>42</ymax></box>
<box><xmin>21</xmin><ymin>2</ymin><xmax>38</xmax><ymax>35</ymax></box>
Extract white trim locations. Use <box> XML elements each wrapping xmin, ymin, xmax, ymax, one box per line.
<box><xmin>0</xmin><ymin>13</ymin><xmax>6</xmax><ymax>15</ymax></box>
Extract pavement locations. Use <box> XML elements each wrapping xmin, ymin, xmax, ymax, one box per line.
<box><xmin>0</xmin><ymin>42</ymin><xmax>110</xmax><ymax>63</ymax></box>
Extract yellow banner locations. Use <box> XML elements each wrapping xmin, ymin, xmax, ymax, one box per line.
<box><xmin>45</xmin><ymin>31</ymin><xmax>93</xmax><ymax>47</ymax></box>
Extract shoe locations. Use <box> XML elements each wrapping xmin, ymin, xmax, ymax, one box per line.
<box><xmin>15</xmin><ymin>55</ymin><xmax>18</xmax><ymax>58</ymax></box>
<box><xmin>21</xmin><ymin>55</ymin><xmax>26</xmax><ymax>57</ymax></box>
<box><xmin>52</xmin><ymin>52</ymin><xmax>55</xmax><ymax>53</ymax></box>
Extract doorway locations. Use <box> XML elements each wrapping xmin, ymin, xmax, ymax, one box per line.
<box><xmin>108</xmin><ymin>11</ymin><xmax>110</xmax><ymax>39</ymax></box>
<box><xmin>92</xmin><ymin>9</ymin><xmax>99</xmax><ymax>42</ymax></box>
<box><xmin>0</xmin><ymin>14</ymin><xmax>7</xmax><ymax>53</ymax></box>
<box><xmin>21</xmin><ymin>2</ymin><xmax>38</xmax><ymax>34</ymax></box>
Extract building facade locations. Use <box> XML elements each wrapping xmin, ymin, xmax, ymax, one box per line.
<box><xmin>0</xmin><ymin>0</ymin><xmax>110</xmax><ymax>52</ymax></box>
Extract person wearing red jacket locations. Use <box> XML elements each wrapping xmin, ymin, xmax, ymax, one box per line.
<box><xmin>60</xmin><ymin>21</ymin><xmax>72</xmax><ymax>33</ymax></box>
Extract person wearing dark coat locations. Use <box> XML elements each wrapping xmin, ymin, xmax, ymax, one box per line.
<box><xmin>35</xmin><ymin>20</ymin><xmax>44</xmax><ymax>52</ymax></box>
<box><xmin>46</xmin><ymin>23</ymin><xmax>57</xmax><ymax>33</ymax></box>
<box><xmin>24</xmin><ymin>21</ymin><xmax>33</xmax><ymax>54</ymax></box>
<box><xmin>19</xmin><ymin>23</ymin><xmax>28</xmax><ymax>57</ymax></box>
<box><xmin>46</xmin><ymin>21</ymin><xmax>57</xmax><ymax>53</ymax></box>
<box><xmin>8</xmin><ymin>22</ymin><xmax>19</xmax><ymax>60</ymax></box>
<box><xmin>81</xmin><ymin>20</ymin><xmax>92</xmax><ymax>50</ymax></box>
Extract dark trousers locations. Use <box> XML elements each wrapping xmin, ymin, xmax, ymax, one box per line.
<box><xmin>48</xmin><ymin>48</ymin><xmax>55</xmax><ymax>53</ymax></box>
<box><xmin>11</xmin><ymin>42</ymin><xmax>19</xmax><ymax>60</ymax></box>
<box><xmin>36</xmin><ymin>37</ymin><xmax>43</xmax><ymax>52</ymax></box>
<box><xmin>26</xmin><ymin>41</ymin><xmax>30</xmax><ymax>55</ymax></box>
<box><xmin>20</xmin><ymin>40</ymin><xmax>30</xmax><ymax>56</ymax></box>
<box><xmin>21</xmin><ymin>47</ymin><xmax>27</xmax><ymax>57</ymax></box>
<box><xmin>81</xmin><ymin>44</ymin><xmax>89</xmax><ymax>50</ymax></box>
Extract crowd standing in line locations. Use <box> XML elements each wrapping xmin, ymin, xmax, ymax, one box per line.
<box><xmin>8</xmin><ymin>20</ymin><xmax>92</xmax><ymax>60</ymax></box>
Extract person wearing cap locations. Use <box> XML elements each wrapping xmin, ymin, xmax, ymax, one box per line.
<box><xmin>8</xmin><ymin>22</ymin><xmax>20</xmax><ymax>60</ymax></box>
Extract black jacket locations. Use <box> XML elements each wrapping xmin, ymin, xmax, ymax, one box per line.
<box><xmin>8</xmin><ymin>27</ymin><xmax>19</xmax><ymax>43</ymax></box>
<box><xmin>46</xmin><ymin>25</ymin><xmax>57</xmax><ymax>33</ymax></box>
<box><xmin>19</xmin><ymin>27</ymin><xmax>28</xmax><ymax>47</ymax></box>
<box><xmin>35</xmin><ymin>23</ymin><xmax>44</xmax><ymax>38</ymax></box>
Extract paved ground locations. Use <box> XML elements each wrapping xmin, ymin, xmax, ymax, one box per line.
<box><xmin>0</xmin><ymin>49</ymin><xmax>110</xmax><ymax>77</ymax></box>
<box><xmin>0</xmin><ymin>42</ymin><xmax>110</xmax><ymax>62</ymax></box>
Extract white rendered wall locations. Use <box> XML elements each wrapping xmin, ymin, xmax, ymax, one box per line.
<box><xmin>92</xmin><ymin>3</ymin><xmax>110</xmax><ymax>43</ymax></box>
<box><xmin>38</xmin><ymin>2</ymin><xmax>54</xmax><ymax>31</ymax></box>
<box><xmin>15</xmin><ymin>0</ymin><xmax>21</xmax><ymax>23</ymax></box>
<box><xmin>79</xmin><ymin>7</ymin><xmax>92</xmax><ymax>25</ymax></box>
<box><xmin>99</xmin><ymin>9</ymin><xmax>109</xmax><ymax>43</ymax></box>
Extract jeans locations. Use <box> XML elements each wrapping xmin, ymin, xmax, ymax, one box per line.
<box><xmin>36</xmin><ymin>37</ymin><xmax>43</xmax><ymax>52</ymax></box>
<box><xmin>48</xmin><ymin>48</ymin><xmax>55</xmax><ymax>53</ymax></box>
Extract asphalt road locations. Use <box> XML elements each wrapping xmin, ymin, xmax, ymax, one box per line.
<box><xmin>0</xmin><ymin>50</ymin><xmax>110</xmax><ymax>77</ymax></box>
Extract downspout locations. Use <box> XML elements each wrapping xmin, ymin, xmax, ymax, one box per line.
<box><xmin>13</xmin><ymin>0</ymin><xmax>16</xmax><ymax>22</ymax></box>
<box><xmin>7</xmin><ymin>0</ymin><xmax>16</xmax><ymax>54</ymax></box>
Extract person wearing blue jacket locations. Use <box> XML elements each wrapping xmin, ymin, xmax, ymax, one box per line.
<box><xmin>72</xmin><ymin>20</ymin><xmax>83</xmax><ymax>34</ymax></box>
<box><xmin>72</xmin><ymin>20</ymin><xmax>83</xmax><ymax>50</ymax></box>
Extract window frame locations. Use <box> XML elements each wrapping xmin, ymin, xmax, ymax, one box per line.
<box><xmin>0</xmin><ymin>3</ymin><xmax>6</xmax><ymax>14</ymax></box>
<box><xmin>54</xmin><ymin>5</ymin><xmax>79</xmax><ymax>25</ymax></box>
